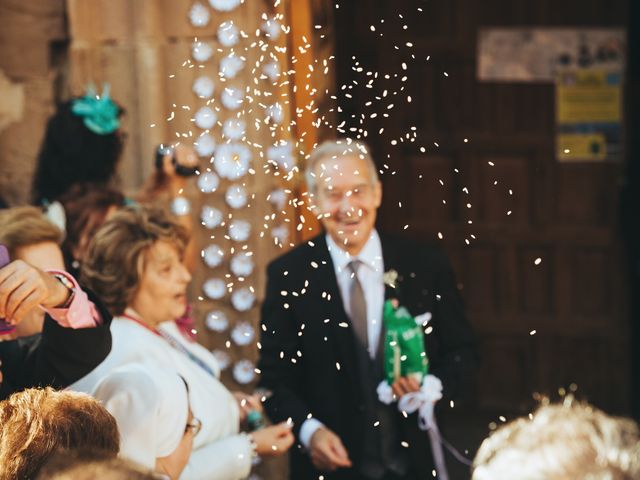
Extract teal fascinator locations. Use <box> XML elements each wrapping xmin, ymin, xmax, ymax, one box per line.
<box><xmin>71</xmin><ymin>84</ymin><xmax>121</xmax><ymax>135</ymax></box>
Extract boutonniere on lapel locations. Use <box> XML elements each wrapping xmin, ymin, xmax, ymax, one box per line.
<box><xmin>382</xmin><ymin>269</ymin><xmax>398</xmax><ymax>289</ymax></box>
<box><xmin>377</xmin><ymin>271</ymin><xmax>450</xmax><ymax>478</ymax></box>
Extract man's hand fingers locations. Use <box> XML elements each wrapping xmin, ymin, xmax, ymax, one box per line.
<box><xmin>392</xmin><ymin>377</ymin><xmax>421</xmax><ymax>398</ymax></box>
<box><xmin>324</xmin><ymin>434</ymin><xmax>351</xmax><ymax>467</ymax></box>
<box><xmin>391</xmin><ymin>381</ymin><xmax>403</xmax><ymax>397</ymax></box>
<box><xmin>392</xmin><ymin>379</ymin><xmax>408</xmax><ymax>397</ymax></box>
<box><xmin>329</xmin><ymin>437</ymin><xmax>350</xmax><ymax>463</ymax></box>
<box><xmin>407</xmin><ymin>376</ymin><xmax>421</xmax><ymax>391</ymax></box>
<box><xmin>311</xmin><ymin>453</ymin><xmax>334</xmax><ymax>472</ymax></box>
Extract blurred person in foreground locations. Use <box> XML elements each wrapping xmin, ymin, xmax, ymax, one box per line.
<box><xmin>472</xmin><ymin>397</ymin><xmax>640</xmax><ymax>480</ymax></box>
<box><xmin>0</xmin><ymin>207</ymin><xmax>112</xmax><ymax>400</ymax></box>
<box><xmin>93</xmin><ymin>364</ymin><xmax>197</xmax><ymax>480</ymax></box>
<box><xmin>0</xmin><ymin>387</ymin><xmax>119</xmax><ymax>479</ymax></box>
<box><xmin>38</xmin><ymin>450</ymin><xmax>158</xmax><ymax>480</ymax></box>
<box><xmin>72</xmin><ymin>206</ymin><xmax>294</xmax><ymax>479</ymax></box>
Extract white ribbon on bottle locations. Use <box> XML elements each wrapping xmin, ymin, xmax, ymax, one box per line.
<box><xmin>398</xmin><ymin>374</ymin><xmax>443</xmax><ymax>430</ymax></box>
<box><xmin>378</xmin><ymin>375</ymin><xmax>450</xmax><ymax>480</ymax></box>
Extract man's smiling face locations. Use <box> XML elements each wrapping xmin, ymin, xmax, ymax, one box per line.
<box><xmin>313</xmin><ymin>154</ymin><xmax>382</xmax><ymax>255</ymax></box>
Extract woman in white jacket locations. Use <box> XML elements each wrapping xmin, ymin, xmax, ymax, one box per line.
<box><xmin>71</xmin><ymin>206</ymin><xmax>294</xmax><ymax>480</ymax></box>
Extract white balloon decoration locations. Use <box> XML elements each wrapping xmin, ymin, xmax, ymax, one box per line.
<box><xmin>262</xmin><ymin>61</ymin><xmax>280</xmax><ymax>81</ymax></box>
<box><xmin>201</xmin><ymin>244</ymin><xmax>225</xmax><ymax>268</ymax></box>
<box><xmin>192</xmin><ymin>41</ymin><xmax>213</xmax><ymax>62</ymax></box>
<box><xmin>195</xmin><ymin>106</ymin><xmax>218</xmax><ymax>130</ymax></box>
<box><xmin>271</xmin><ymin>225</ymin><xmax>289</xmax><ymax>244</ymax></box>
<box><xmin>225</xmin><ymin>184</ymin><xmax>248</xmax><ymax>209</ymax></box>
<box><xmin>231</xmin><ymin>286</ymin><xmax>255</xmax><ymax>311</ymax></box>
<box><xmin>222</xmin><ymin>118</ymin><xmax>246</xmax><ymax>140</ymax></box>
<box><xmin>265</xmin><ymin>102</ymin><xmax>284</xmax><ymax>124</ymax></box>
<box><xmin>268</xmin><ymin>188</ymin><xmax>287</xmax><ymax>210</ymax></box>
<box><xmin>208</xmin><ymin>0</ymin><xmax>241</xmax><ymax>12</ymax></box>
<box><xmin>219</xmin><ymin>54</ymin><xmax>245</xmax><ymax>79</ymax></box>
<box><xmin>267</xmin><ymin>142</ymin><xmax>295</xmax><ymax>172</ymax></box>
<box><xmin>203</xmin><ymin>278</ymin><xmax>226</xmax><ymax>300</ymax></box>
<box><xmin>231</xmin><ymin>321</ymin><xmax>255</xmax><ymax>346</ymax></box>
<box><xmin>230</xmin><ymin>253</ymin><xmax>254</xmax><ymax>277</ymax></box>
<box><xmin>218</xmin><ymin>21</ymin><xmax>240</xmax><ymax>47</ymax></box>
<box><xmin>194</xmin><ymin>133</ymin><xmax>216</xmax><ymax>157</ymax></box>
<box><xmin>228</xmin><ymin>219</ymin><xmax>250</xmax><ymax>242</ymax></box>
<box><xmin>214</xmin><ymin>143</ymin><xmax>251</xmax><ymax>180</ymax></box>
<box><xmin>200</xmin><ymin>205</ymin><xmax>223</xmax><ymax>229</ymax></box>
<box><xmin>193</xmin><ymin>76</ymin><xmax>215</xmax><ymax>98</ymax></box>
<box><xmin>233</xmin><ymin>359</ymin><xmax>256</xmax><ymax>384</ymax></box>
<box><xmin>188</xmin><ymin>2</ymin><xmax>210</xmax><ymax>27</ymax></box>
<box><xmin>197</xmin><ymin>172</ymin><xmax>220</xmax><ymax>194</ymax></box>
<box><xmin>221</xmin><ymin>86</ymin><xmax>244</xmax><ymax>110</ymax></box>
<box><xmin>261</xmin><ymin>17</ymin><xmax>282</xmax><ymax>40</ymax></box>
<box><xmin>205</xmin><ymin>310</ymin><xmax>229</xmax><ymax>332</ymax></box>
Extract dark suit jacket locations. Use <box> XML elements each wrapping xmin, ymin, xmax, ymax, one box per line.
<box><xmin>258</xmin><ymin>233</ymin><xmax>477</xmax><ymax>479</ymax></box>
<box><xmin>0</xmin><ymin>288</ymin><xmax>112</xmax><ymax>400</ymax></box>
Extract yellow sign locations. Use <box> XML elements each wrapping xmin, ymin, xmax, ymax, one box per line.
<box><xmin>557</xmin><ymin>133</ymin><xmax>606</xmax><ymax>162</ymax></box>
<box><xmin>556</xmin><ymin>69</ymin><xmax>622</xmax><ymax>162</ymax></box>
<box><xmin>557</xmin><ymin>70</ymin><xmax>621</xmax><ymax>123</ymax></box>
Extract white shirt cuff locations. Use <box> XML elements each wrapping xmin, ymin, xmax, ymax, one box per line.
<box><xmin>299</xmin><ymin>418</ymin><xmax>325</xmax><ymax>449</ymax></box>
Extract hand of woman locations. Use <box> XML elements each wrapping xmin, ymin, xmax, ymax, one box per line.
<box><xmin>233</xmin><ymin>391</ymin><xmax>263</xmax><ymax>423</ymax></box>
<box><xmin>249</xmin><ymin>422</ymin><xmax>295</xmax><ymax>457</ymax></box>
<box><xmin>163</xmin><ymin>145</ymin><xmax>198</xmax><ymax>192</ymax></box>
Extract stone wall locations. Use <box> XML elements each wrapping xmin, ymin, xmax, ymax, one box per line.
<box><xmin>0</xmin><ymin>0</ymin><xmax>67</xmax><ymax>205</ymax></box>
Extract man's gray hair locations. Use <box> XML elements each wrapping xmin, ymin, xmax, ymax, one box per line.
<box><xmin>304</xmin><ymin>138</ymin><xmax>379</xmax><ymax>193</ymax></box>
<box><xmin>472</xmin><ymin>398</ymin><xmax>640</xmax><ymax>480</ymax></box>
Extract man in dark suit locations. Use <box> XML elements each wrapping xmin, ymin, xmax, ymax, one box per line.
<box><xmin>258</xmin><ymin>139</ymin><xmax>477</xmax><ymax>479</ymax></box>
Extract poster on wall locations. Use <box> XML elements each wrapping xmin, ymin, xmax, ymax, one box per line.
<box><xmin>556</xmin><ymin>69</ymin><xmax>622</xmax><ymax>162</ymax></box>
<box><xmin>478</xmin><ymin>28</ymin><xmax>625</xmax><ymax>161</ymax></box>
<box><xmin>477</xmin><ymin>28</ymin><xmax>625</xmax><ymax>82</ymax></box>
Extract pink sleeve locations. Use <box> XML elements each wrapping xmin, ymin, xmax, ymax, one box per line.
<box><xmin>42</xmin><ymin>270</ymin><xmax>102</xmax><ymax>329</ymax></box>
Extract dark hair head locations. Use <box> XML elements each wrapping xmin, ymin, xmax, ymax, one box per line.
<box><xmin>57</xmin><ymin>182</ymin><xmax>126</xmax><ymax>271</ymax></box>
<box><xmin>32</xmin><ymin>99</ymin><xmax>125</xmax><ymax>204</ymax></box>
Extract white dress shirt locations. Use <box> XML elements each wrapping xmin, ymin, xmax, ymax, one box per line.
<box><xmin>299</xmin><ymin>231</ymin><xmax>386</xmax><ymax>448</ymax></box>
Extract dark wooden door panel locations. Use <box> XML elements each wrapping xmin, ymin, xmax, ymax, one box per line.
<box><xmin>335</xmin><ymin>0</ymin><xmax>630</xmax><ymax>415</ymax></box>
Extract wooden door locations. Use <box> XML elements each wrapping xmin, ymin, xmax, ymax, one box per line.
<box><xmin>334</xmin><ymin>0</ymin><xmax>630</xmax><ymax>415</ymax></box>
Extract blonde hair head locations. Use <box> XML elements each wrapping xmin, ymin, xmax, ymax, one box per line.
<box><xmin>472</xmin><ymin>398</ymin><xmax>640</xmax><ymax>480</ymax></box>
<box><xmin>0</xmin><ymin>206</ymin><xmax>62</xmax><ymax>257</ymax></box>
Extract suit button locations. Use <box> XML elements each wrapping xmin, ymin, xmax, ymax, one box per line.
<box><xmin>358</xmin><ymin>404</ymin><xmax>365</xmax><ymax>412</ymax></box>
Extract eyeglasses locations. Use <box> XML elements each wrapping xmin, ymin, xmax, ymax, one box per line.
<box><xmin>185</xmin><ymin>417</ymin><xmax>202</xmax><ymax>436</ymax></box>
<box><xmin>319</xmin><ymin>183</ymin><xmax>375</xmax><ymax>203</ymax></box>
